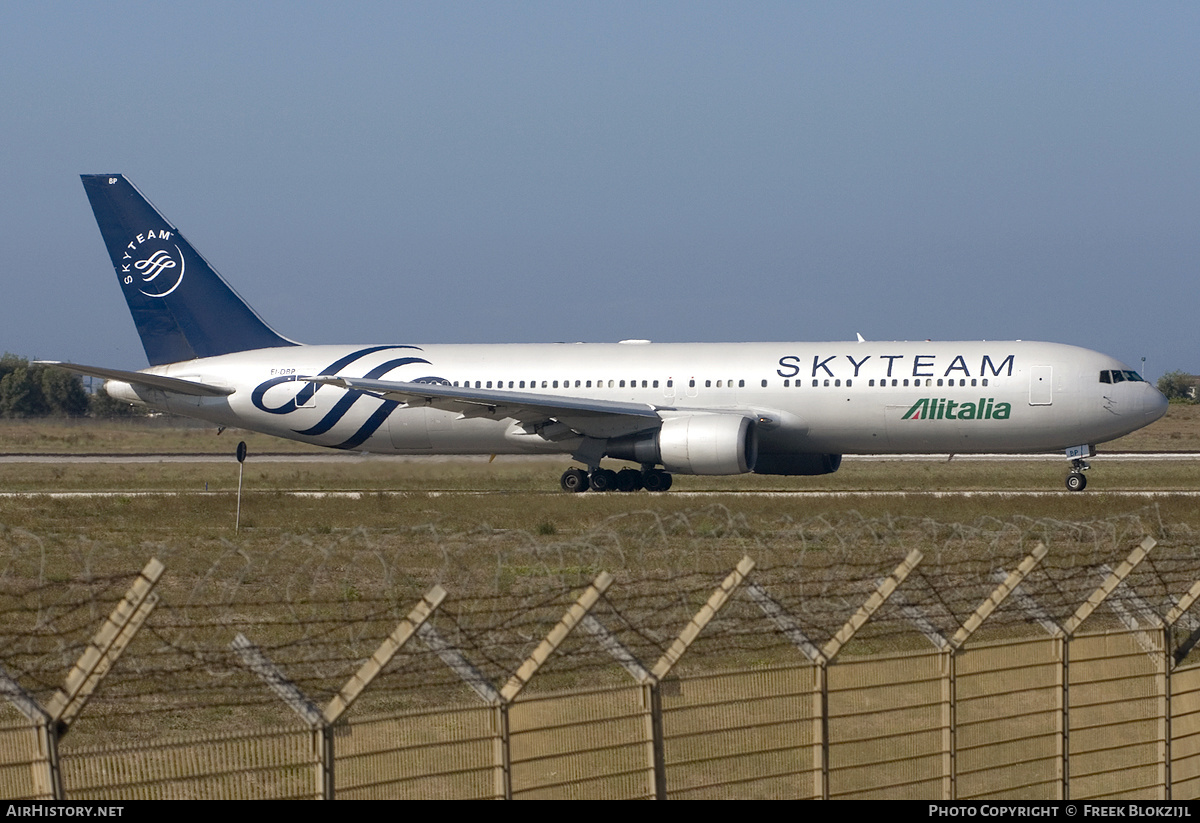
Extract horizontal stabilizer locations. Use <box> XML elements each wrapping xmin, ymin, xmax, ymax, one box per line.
<box><xmin>36</xmin><ymin>362</ymin><xmax>234</xmax><ymax>397</ymax></box>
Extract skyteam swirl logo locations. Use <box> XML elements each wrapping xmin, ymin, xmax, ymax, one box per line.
<box><xmin>252</xmin><ymin>346</ymin><xmax>442</xmax><ymax>450</ymax></box>
<box><xmin>119</xmin><ymin>229</ymin><xmax>186</xmax><ymax>298</ymax></box>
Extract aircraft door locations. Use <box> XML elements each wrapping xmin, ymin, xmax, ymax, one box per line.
<box><xmin>1029</xmin><ymin>365</ymin><xmax>1053</xmax><ymax>405</ymax></box>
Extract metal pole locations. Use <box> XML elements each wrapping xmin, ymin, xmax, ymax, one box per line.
<box><xmin>817</xmin><ymin>661</ymin><xmax>829</xmax><ymax>800</ymax></box>
<box><xmin>947</xmin><ymin>651</ymin><xmax>957</xmax><ymax>800</ymax></box>
<box><xmin>235</xmin><ymin>441</ymin><xmax>246</xmax><ymax>533</ymax></box>
<box><xmin>647</xmin><ymin>680</ymin><xmax>667</xmax><ymax>800</ymax></box>
<box><xmin>33</xmin><ymin>717</ymin><xmax>63</xmax><ymax>801</ymax></box>
<box><xmin>1162</xmin><ymin>623</ymin><xmax>1172</xmax><ymax>800</ymax></box>
<box><xmin>1060</xmin><ymin>634</ymin><xmax>1070</xmax><ymax>801</ymax></box>
<box><xmin>493</xmin><ymin>702</ymin><xmax>512</xmax><ymax>800</ymax></box>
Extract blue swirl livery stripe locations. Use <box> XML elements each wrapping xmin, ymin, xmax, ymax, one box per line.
<box><xmin>295</xmin><ymin>356</ymin><xmax>430</xmax><ymax>437</ymax></box>
<box><xmin>251</xmin><ymin>346</ymin><xmax>421</xmax><ymax>414</ymax></box>
<box><xmin>329</xmin><ymin>374</ymin><xmax>448</xmax><ymax>449</ymax></box>
<box><xmin>331</xmin><ymin>400</ymin><xmax>402</xmax><ymax>450</ymax></box>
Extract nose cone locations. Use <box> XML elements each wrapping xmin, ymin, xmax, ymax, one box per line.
<box><xmin>1145</xmin><ymin>385</ymin><xmax>1169</xmax><ymax>422</ymax></box>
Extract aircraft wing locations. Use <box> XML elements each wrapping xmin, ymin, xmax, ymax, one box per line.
<box><xmin>311</xmin><ymin>375</ymin><xmax>664</xmax><ymax>439</ymax></box>
<box><xmin>36</xmin><ymin>362</ymin><xmax>235</xmax><ymax>397</ymax></box>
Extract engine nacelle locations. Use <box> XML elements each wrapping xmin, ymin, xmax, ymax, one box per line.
<box><xmin>608</xmin><ymin>414</ymin><xmax>758</xmax><ymax>475</ymax></box>
<box><xmin>754</xmin><ymin>452</ymin><xmax>842</xmax><ymax>476</ymax></box>
<box><xmin>103</xmin><ymin>380</ymin><xmax>150</xmax><ymax>407</ymax></box>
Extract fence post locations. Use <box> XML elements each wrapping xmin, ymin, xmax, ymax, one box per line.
<box><xmin>820</xmin><ymin>549</ymin><xmax>923</xmax><ymax>799</ymax></box>
<box><xmin>497</xmin><ymin>572</ymin><xmax>613</xmax><ymax>799</ymax></box>
<box><xmin>651</xmin><ymin>557</ymin><xmax>755</xmax><ymax>680</ymax></box>
<box><xmin>821</xmin><ymin>549</ymin><xmax>922</xmax><ymax>662</ymax></box>
<box><xmin>0</xmin><ymin>558</ymin><xmax>164</xmax><ymax>800</ymax></box>
<box><xmin>1159</xmin><ymin>577</ymin><xmax>1200</xmax><ymax>800</ymax></box>
<box><xmin>935</xmin><ymin>543</ymin><xmax>1046</xmax><ymax>801</ymax></box>
<box><xmin>417</xmin><ymin>621</ymin><xmax>504</xmax><ymax>796</ymax></box>
<box><xmin>746</xmin><ymin>580</ymin><xmax>826</xmax><ymax>799</ymax></box>
<box><xmin>579</xmin><ymin>613</ymin><xmax>658</xmax><ymax>797</ymax></box>
<box><xmin>888</xmin><ymin>585</ymin><xmax>956</xmax><ymax>799</ymax></box>
<box><xmin>643</xmin><ymin>679</ymin><xmax>667</xmax><ymax>800</ymax></box>
<box><xmin>323</xmin><ymin>585</ymin><xmax>446</xmax><ymax>724</ymax></box>
<box><xmin>235</xmin><ymin>584</ymin><xmax>446</xmax><ymax>800</ymax></box>
<box><xmin>0</xmin><ymin>665</ymin><xmax>59</xmax><ymax>800</ymax></box>
<box><xmin>499</xmin><ymin>573</ymin><xmax>613</xmax><ymax>703</ymax></box>
<box><xmin>493</xmin><ymin>703</ymin><xmax>512</xmax><ymax>800</ymax></box>
<box><xmin>625</xmin><ymin>555</ymin><xmax>756</xmax><ymax>800</ymax></box>
<box><xmin>750</xmin><ymin>550</ymin><xmax>920</xmax><ymax>800</ymax></box>
<box><xmin>46</xmin><ymin>559</ymin><xmax>164</xmax><ymax>728</ymax></box>
<box><xmin>419</xmin><ymin>573</ymin><xmax>612</xmax><ymax>799</ymax></box>
<box><xmin>994</xmin><ymin>562</ymin><xmax>1066</xmax><ymax>799</ymax></box>
<box><xmin>1058</xmin><ymin>633</ymin><xmax>1069</xmax><ymax>800</ymax></box>
<box><xmin>1160</xmin><ymin>621</ymin><xmax>1171</xmax><ymax>801</ymax></box>
<box><xmin>1054</xmin><ymin>535</ymin><xmax>1156</xmax><ymax>801</ymax></box>
<box><xmin>231</xmin><ymin>633</ymin><xmax>328</xmax><ymax>798</ymax></box>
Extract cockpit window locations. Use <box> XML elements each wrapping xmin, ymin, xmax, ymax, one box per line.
<box><xmin>1100</xmin><ymin>369</ymin><xmax>1146</xmax><ymax>384</ymax></box>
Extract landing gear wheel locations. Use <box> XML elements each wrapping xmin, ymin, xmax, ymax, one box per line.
<box><xmin>1066</xmin><ymin>472</ymin><xmax>1087</xmax><ymax>492</ymax></box>
<box><xmin>561</xmin><ymin>468</ymin><xmax>589</xmax><ymax>493</ymax></box>
<box><xmin>616</xmin><ymin>468</ymin><xmax>643</xmax><ymax>492</ymax></box>
<box><xmin>642</xmin><ymin>469</ymin><xmax>673</xmax><ymax>492</ymax></box>
<box><xmin>589</xmin><ymin>469</ymin><xmax>618</xmax><ymax>493</ymax></box>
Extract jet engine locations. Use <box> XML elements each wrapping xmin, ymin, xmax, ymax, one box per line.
<box><xmin>608</xmin><ymin>414</ymin><xmax>758</xmax><ymax>475</ymax></box>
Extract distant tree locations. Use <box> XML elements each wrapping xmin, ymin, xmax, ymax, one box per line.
<box><xmin>0</xmin><ymin>352</ymin><xmax>26</xmax><ymax>385</ymax></box>
<box><xmin>41</xmin><ymin>367</ymin><xmax>89</xmax><ymax>416</ymax></box>
<box><xmin>0</xmin><ymin>366</ymin><xmax>49</xmax><ymax>417</ymax></box>
<box><xmin>0</xmin><ymin>353</ymin><xmax>117</xmax><ymax>418</ymax></box>
<box><xmin>1157</xmin><ymin>370</ymin><xmax>1197</xmax><ymax>404</ymax></box>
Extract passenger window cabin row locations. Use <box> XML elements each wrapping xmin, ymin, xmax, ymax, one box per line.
<box><xmin>448</xmin><ymin>377</ymin><xmax>993</xmax><ymax>390</ymax></box>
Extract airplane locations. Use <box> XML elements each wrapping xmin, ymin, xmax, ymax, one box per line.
<box><xmin>50</xmin><ymin>174</ymin><xmax>1168</xmax><ymax>494</ymax></box>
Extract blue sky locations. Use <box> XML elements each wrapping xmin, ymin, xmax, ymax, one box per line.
<box><xmin>3</xmin><ymin>2</ymin><xmax>1197</xmax><ymax>377</ymax></box>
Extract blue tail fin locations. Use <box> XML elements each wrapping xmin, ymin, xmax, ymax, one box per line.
<box><xmin>81</xmin><ymin>174</ymin><xmax>297</xmax><ymax>366</ymax></box>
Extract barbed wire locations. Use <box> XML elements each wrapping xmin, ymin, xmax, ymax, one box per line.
<box><xmin>1</xmin><ymin>506</ymin><xmax>1197</xmax><ymax>735</ymax></box>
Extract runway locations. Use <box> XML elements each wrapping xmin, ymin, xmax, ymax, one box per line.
<box><xmin>3</xmin><ymin>489</ymin><xmax>1199</xmax><ymax>500</ymax></box>
<box><xmin>1</xmin><ymin>451</ymin><xmax>1196</xmax><ymax>464</ymax></box>
<box><xmin>2</xmin><ymin>451</ymin><xmax>1192</xmax><ymax>499</ymax></box>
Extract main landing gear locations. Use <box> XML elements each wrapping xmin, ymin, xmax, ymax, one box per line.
<box><xmin>560</xmin><ymin>466</ymin><xmax>673</xmax><ymax>493</ymax></box>
<box><xmin>1065</xmin><ymin>457</ymin><xmax>1090</xmax><ymax>492</ymax></box>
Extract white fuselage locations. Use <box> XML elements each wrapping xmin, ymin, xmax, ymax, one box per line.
<box><xmin>105</xmin><ymin>340</ymin><xmax>1167</xmax><ymax>464</ymax></box>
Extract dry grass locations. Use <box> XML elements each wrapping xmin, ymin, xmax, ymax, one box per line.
<box><xmin>2</xmin><ymin>419</ymin><xmax>1199</xmax><ymax>767</ymax></box>
<box><xmin>0</xmin><ymin>417</ymin><xmax>326</xmax><ymax>454</ymax></box>
<box><xmin>1</xmin><ymin>459</ymin><xmax>1199</xmax><ymax>534</ymax></box>
<box><xmin>0</xmin><ymin>452</ymin><xmax>1197</xmax><ymax>493</ymax></box>
<box><xmin>1</xmin><ymin>402</ymin><xmax>1198</xmax><ymax>455</ymax></box>
<box><xmin>1108</xmin><ymin>403</ymin><xmax>1200</xmax><ymax>451</ymax></box>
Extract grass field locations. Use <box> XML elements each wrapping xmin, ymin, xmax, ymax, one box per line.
<box><xmin>1</xmin><ymin>415</ymin><xmax>1197</xmax><ymax>762</ymax></box>
<box><xmin>2</xmin><ymin>401</ymin><xmax>1199</xmax><ymax>454</ymax></box>
<box><xmin>1</xmin><ymin>410</ymin><xmax>1198</xmax><ymax>541</ymax></box>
